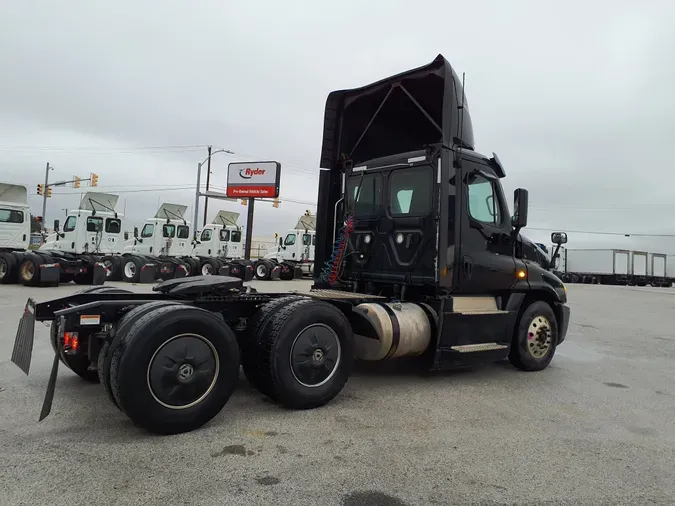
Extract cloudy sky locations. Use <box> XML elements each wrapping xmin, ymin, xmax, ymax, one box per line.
<box><xmin>1</xmin><ymin>0</ymin><xmax>674</xmax><ymax>252</ymax></box>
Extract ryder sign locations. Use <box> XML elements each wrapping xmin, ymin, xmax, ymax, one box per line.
<box><xmin>226</xmin><ymin>161</ymin><xmax>281</xmax><ymax>198</ymax></box>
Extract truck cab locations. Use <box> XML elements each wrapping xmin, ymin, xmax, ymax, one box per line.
<box><xmin>41</xmin><ymin>192</ymin><xmax>125</xmax><ymax>255</ymax></box>
<box><xmin>194</xmin><ymin>210</ymin><xmax>243</xmax><ymax>259</ymax></box>
<box><xmin>255</xmin><ymin>214</ymin><xmax>316</xmax><ymax>280</ymax></box>
<box><xmin>0</xmin><ymin>183</ymin><xmax>30</xmax><ymax>252</ymax></box>
<box><xmin>125</xmin><ymin>203</ymin><xmax>192</xmax><ymax>257</ymax></box>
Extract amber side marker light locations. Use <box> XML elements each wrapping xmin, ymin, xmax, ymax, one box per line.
<box><xmin>516</xmin><ymin>270</ymin><xmax>527</xmax><ymax>279</ymax></box>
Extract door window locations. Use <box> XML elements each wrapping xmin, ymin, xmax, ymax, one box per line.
<box><xmin>302</xmin><ymin>234</ymin><xmax>311</xmax><ymax>246</ymax></box>
<box><xmin>467</xmin><ymin>172</ymin><xmax>501</xmax><ymax>225</ymax></box>
<box><xmin>219</xmin><ymin>229</ymin><xmax>230</xmax><ymax>241</ymax></box>
<box><xmin>163</xmin><ymin>224</ymin><xmax>176</xmax><ymax>238</ymax></box>
<box><xmin>200</xmin><ymin>229</ymin><xmax>212</xmax><ymax>241</ymax></box>
<box><xmin>312</xmin><ymin>235</ymin><xmax>316</xmax><ymax>246</ymax></box>
<box><xmin>63</xmin><ymin>216</ymin><xmax>77</xmax><ymax>232</ymax></box>
<box><xmin>284</xmin><ymin>233</ymin><xmax>296</xmax><ymax>246</ymax></box>
<box><xmin>389</xmin><ymin>166</ymin><xmax>433</xmax><ymax>216</ymax></box>
<box><xmin>141</xmin><ymin>224</ymin><xmax>154</xmax><ymax>238</ymax></box>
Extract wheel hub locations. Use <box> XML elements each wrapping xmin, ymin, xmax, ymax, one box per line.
<box><xmin>290</xmin><ymin>324</ymin><xmax>341</xmax><ymax>388</ymax></box>
<box><xmin>527</xmin><ymin>315</ymin><xmax>552</xmax><ymax>359</ymax></box>
<box><xmin>147</xmin><ymin>334</ymin><xmax>219</xmax><ymax>409</ymax></box>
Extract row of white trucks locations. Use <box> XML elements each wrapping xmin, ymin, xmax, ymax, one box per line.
<box><xmin>0</xmin><ymin>183</ymin><xmax>316</xmax><ymax>287</ymax></box>
<box><xmin>548</xmin><ymin>246</ymin><xmax>674</xmax><ymax>287</ymax></box>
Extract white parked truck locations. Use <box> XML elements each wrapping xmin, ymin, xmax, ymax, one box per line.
<box><xmin>193</xmin><ymin>210</ymin><xmax>245</xmax><ymax>272</ymax></box>
<box><xmin>0</xmin><ymin>183</ymin><xmax>61</xmax><ymax>286</ymax></box>
<box><xmin>39</xmin><ymin>191</ymin><xmax>125</xmax><ymax>284</ymax></box>
<box><xmin>253</xmin><ymin>214</ymin><xmax>316</xmax><ymax>280</ymax></box>
<box><xmin>123</xmin><ymin>203</ymin><xmax>252</xmax><ymax>282</ymax></box>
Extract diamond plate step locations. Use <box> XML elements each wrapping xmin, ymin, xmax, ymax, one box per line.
<box><xmin>449</xmin><ymin>343</ymin><xmax>509</xmax><ymax>353</ymax></box>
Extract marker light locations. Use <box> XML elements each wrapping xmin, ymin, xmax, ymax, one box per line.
<box><xmin>517</xmin><ymin>270</ymin><xmax>527</xmax><ymax>279</ymax></box>
<box><xmin>395</xmin><ymin>233</ymin><xmax>404</xmax><ymax>245</ymax></box>
<box><xmin>364</xmin><ymin>234</ymin><xmax>372</xmax><ymax>244</ymax></box>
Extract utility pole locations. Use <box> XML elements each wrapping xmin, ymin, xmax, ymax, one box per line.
<box><xmin>202</xmin><ymin>145</ymin><xmax>212</xmax><ymax>227</ymax></box>
<box><xmin>244</xmin><ymin>198</ymin><xmax>255</xmax><ymax>260</ymax></box>
<box><xmin>193</xmin><ymin>161</ymin><xmax>202</xmax><ymax>240</ymax></box>
<box><xmin>41</xmin><ymin>162</ymin><xmax>51</xmax><ymax>231</ymax></box>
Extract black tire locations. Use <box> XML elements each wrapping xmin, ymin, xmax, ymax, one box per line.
<box><xmin>158</xmin><ymin>260</ymin><xmax>178</xmax><ymax>281</ymax></box>
<box><xmin>102</xmin><ymin>255</ymin><xmax>123</xmax><ymax>281</ymax></box>
<box><xmin>184</xmin><ymin>257</ymin><xmax>200</xmax><ymax>276</ymax></box>
<box><xmin>254</xmin><ymin>260</ymin><xmax>272</xmax><ymax>280</ymax></box>
<box><xmin>98</xmin><ymin>300</ymin><xmax>182</xmax><ymax>409</ymax></box>
<box><xmin>18</xmin><ymin>253</ymin><xmax>44</xmax><ymax>286</ymax></box>
<box><xmin>109</xmin><ymin>305</ymin><xmax>240</xmax><ymax>434</ymax></box>
<box><xmin>279</xmin><ymin>263</ymin><xmax>294</xmax><ymax>281</ymax></box>
<box><xmin>200</xmin><ymin>258</ymin><xmax>220</xmax><ymax>276</ymax></box>
<box><xmin>255</xmin><ymin>298</ymin><xmax>353</xmax><ymax>409</ymax></box>
<box><xmin>122</xmin><ymin>256</ymin><xmax>143</xmax><ymax>283</ymax></box>
<box><xmin>241</xmin><ymin>295</ymin><xmax>308</xmax><ymax>394</ymax></box>
<box><xmin>0</xmin><ymin>252</ymin><xmax>18</xmax><ymax>284</ymax></box>
<box><xmin>509</xmin><ymin>300</ymin><xmax>559</xmax><ymax>372</ymax></box>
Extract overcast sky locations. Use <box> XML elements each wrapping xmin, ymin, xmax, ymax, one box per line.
<box><xmin>1</xmin><ymin>0</ymin><xmax>674</xmax><ymax>252</ymax></box>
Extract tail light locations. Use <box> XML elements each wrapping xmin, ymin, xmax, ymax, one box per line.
<box><xmin>63</xmin><ymin>332</ymin><xmax>79</xmax><ymax>353</ymax></box>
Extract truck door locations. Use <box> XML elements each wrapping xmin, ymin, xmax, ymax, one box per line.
<box><xmin>302</xmin><ymin>233</ymin><xmax>312</xmax><ymax>261</ymax></box>
<box><xmin>103</xmin><ymin>217</ymin><xmax>122</xmax><ymax>254</ymax></box>
<box><xmin>456</xmin><ymin>162</ymin><xmax>517</xmax><ymax>294</ymax></box>
<box><xmin>282</xmin><ymin>232</ymin><xmax>297</xmax><ymax>260</ymax></box>
<box><xmin>136</xmin><ymin>223</ymin><xmax>155</xmax><ymax>255</ymax></box>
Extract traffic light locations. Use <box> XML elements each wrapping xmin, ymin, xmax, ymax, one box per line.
<box><xmin>272</xmin><ymin>198</ymin><xmax>280</xmax><ymax>208</ymax></box>
<box><xmin>46</xmin><ymin>187</ymin><xmax>53</xmax><ymax>198</ymax></box>
<box><xmin>37</xmin><ymin>184</ymin><xmax>44</xmax><ymax>195</ymax></box>
<box><xmin>90</xmin><ymin>173</ymin><xmax>99</xmax><ymax>187</ymax></box>
<box><xmin>241</xmin><ymin>199</ymin><xmax>247</xmax><ymax>206</ymax></box>
<box><xmin>74</xmin><ymin>176</ymin><xmax>81</xmax><ymax>188</ymax></box>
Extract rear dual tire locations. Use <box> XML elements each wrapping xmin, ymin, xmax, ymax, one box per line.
<box><xmin>107</xmin><ymin>304</ymin><xmax>240</xmax><ymax>434</ymax></box>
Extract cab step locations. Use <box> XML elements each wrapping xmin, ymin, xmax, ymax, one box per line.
<box><xmin>449</xmin><ymin>343</ymin><xmax>509</xmax><ymax>353</ymax></box>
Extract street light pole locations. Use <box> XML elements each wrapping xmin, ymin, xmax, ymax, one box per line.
<box><xmin>193</xmin><ymin>161</ymin><xmax>202</xmax><ymax>240</ymax></box>
<box><xmin>203</xmin><ymin>145</ymin><xmax>212</xmax><ymax>227</ymax></box>
<box><xmin>41</xmin><ymin>162</ymin><xmax>51</xmax><ymax>231</ymax></box>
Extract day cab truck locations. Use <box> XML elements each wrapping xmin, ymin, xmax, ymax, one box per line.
<box><xmin>193</xmin><ymin>210</ymin><xmax>246</xmax><ymax>274</ymax></box>
<box><xmin>253</xmin><ymin>213</ymin><xmax>316</xmax><ymax>281</ymax></box>
<box><xmin>122</xmin><ymin>203</ymin><xmax>252</xmax><ymax>283</ymax></box>
<box><xmin>0</xmin><ymin>183</ymin><xmax>60</xmax><ymax>286</ymax></box>
<box><xmin>11</xmin><ymin>54</ymin><xmax>570</xmax><ymax>436</ymax></box>
<box><xmin>37</xmin><ymin>191</ymin><xmax>123</xmax><ymax>285</ymax></box>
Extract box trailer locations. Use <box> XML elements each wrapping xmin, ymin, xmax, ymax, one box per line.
<box><xmin>563</xmin><ymin>248</ymin><xmax>630</xmax><ymax>285</ymax></box>
<box><xmin>648</xmin><ymin>253</ymin><xmax>668</xmax><ymax>287</ymax></box>
<box><xmin>667</xmin><ymin>255</ymin><xmax>675</xmax><ymax>286</ymax></box>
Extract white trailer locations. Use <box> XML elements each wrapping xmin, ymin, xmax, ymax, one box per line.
<box><xmin>253</xmin><ymin>214</ymin><xmax>316</xmax><ymax>280</ymax></box>
<box><xmin>630</xmin><ymin>251</ymin><xmax>649</xmax><ymax>286</ymax></box>
<box><xmin>667</xmin><ymin>255</ymin><xmax>675</xmax><ymax>286</ymax></box>
<box><xmin>562</xmin><ymin>248</ymin><xmax>631</xmax><ymax>285</ymax></box>
<box><xmin>0</xmin><ymin>183</ymin><xmax>60</xmax><ymax>286</ymax></box>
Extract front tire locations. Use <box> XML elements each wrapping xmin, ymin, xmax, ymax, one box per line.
<box><xmin>109</xmin><ymin>305</ymin><xmax>240</xmax><ymax>434</ymax></box>
<box><xmin>509</xmin><ymin>300</ymin><xmax>558</xmax><ymax>372</ymax></box>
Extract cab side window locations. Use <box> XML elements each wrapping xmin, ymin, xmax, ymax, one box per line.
<box><xmin>284</xmin><ymin>233</ymin><xmax>296</xmax><ymax>246</ymax></box>
<box><xmin>467</xmin><ymin>172</ymin><xmax>501</xmax><ymax>225</ymax></box>
<box><xmin>220</xmin><ymin>229</ymin><xmax>230</xmax><ymax>242</ymax></box>
<box><xmin>163</xmin><ymin>224</ymin><xmax>176</xmax><ymax>238</ymax></box>
<box><xmin>302</xmin><ymin>234</ymin><xmax>311</xmax><ymax>246</ymax></box>
<box><xmin>177</xmin><ymin>225</ymin><xmax>189</xmax><ymax>239</ymax></box>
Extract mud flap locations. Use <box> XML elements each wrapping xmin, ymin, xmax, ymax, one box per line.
<box><xmin>11</xmin><ymin>298</ymin><xmax>36</xmax><ymax>375</ymax></box>
<box><xmin>39</xmin><ymin>354</ymin><xmax>60</xmax><ymax>421</ymax></box>
<box><xmin>243</xmin><ymin>264</ymin><xmax>254</xmax><ymax>282</ymax></box>
<box><xmin>139</xmin><ymin>262</ymin><xmax>157</xmax><ymax>283</ymax></box>
<box><xmin>218</xmin><ymin>265</ymin><xmax>230</xmax><ymax>276</ymax></box>
<box><xmin>38</xmin><ymin>264</ymin><xmax>60</xmax><ymax>286</ymax></box>
<box><xmin>92</xmin><ymin>263</ymin><xmax>106</xmax><ymax>285</ymax></box>
<box><xmin>293</xmin><ymin>266</ymin><xmax>303</xmax><ymax>279</ymax></box>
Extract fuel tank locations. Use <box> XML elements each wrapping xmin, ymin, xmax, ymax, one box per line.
<box><xmin>351</xmin><ymin>302</ymin><xmax>437</xmax><ymax>361</ymax></box>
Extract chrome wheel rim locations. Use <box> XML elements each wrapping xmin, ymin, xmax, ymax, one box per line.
<box><xmin>527</xmin><ymin>315</ymin><xmax>553</xmax><ymax>359</ymax></box>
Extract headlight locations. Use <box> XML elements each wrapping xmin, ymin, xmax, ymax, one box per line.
<box><xmin>395</xmin><ymin>233</ymin><xmax>404</xmax><ymax>245</ymax></box>
<box><xmin>363</xmin><ymin>234</ymin><xmax>371</xmax><ymax>244</ymax></box>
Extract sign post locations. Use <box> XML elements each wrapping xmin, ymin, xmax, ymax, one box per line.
<box><xmin>226</xmin><ymin>161</ymin><xmax>281</xmax><ymax>260</ymax></box>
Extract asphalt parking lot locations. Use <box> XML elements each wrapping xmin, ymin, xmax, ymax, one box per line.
<box><xmin>1</xmin><ymin>281</ymin><xmax>674</xmax><ymax>506</ymax></box>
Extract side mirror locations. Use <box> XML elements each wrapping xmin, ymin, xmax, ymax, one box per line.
<box><xmin>551</xmin><ymin>232</ymin><xmax>568</xmax><ymax>245</ymax></box>
<box><xmin>133</xmin><ymin>226</ymin><xmax>139</xmax><ymax>238</ymax></box>
<box><xmin>279</xmin><ymin>237</ymin><xmax>283</xmax><ymax>247</ymax></box>
<box><xmin>53</xmin><ymin>219</ymin><xmax>60</xmax><ymax>232</ymax></box>
<box><xmin>511</xmin><ymin>188</ymin><xmax>529</xmax><ymax>230</ymax></box>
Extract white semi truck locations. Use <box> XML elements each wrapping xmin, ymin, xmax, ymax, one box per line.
<box><xmin>39</xmin><ymin>191</ymin><xmax>125</xmax><ymax>284</ymax></box>
<box><xmin>253</xmin><ymin>214</ymin><xmax>316</xmax><ymax>280</ymax></box>
<box><xmin>193</xmin><ymin>210</ymin><xmax>244</xmax><ymax>271</ymax></box>
<box><xmin>122</xmin><ymin>203</ymin><xmax>252</xmax><ymax>282</ymax></box>
<box><xmin>0</xmin><ymin>183</ymin><xmax>71</xmax><ymax>286</ymax></box>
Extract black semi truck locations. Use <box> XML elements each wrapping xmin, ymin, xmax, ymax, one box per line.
<box><xmin>11</xmin><ymin>54</ymin><xmax>570</xmax><ymax>435</ymax></box>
